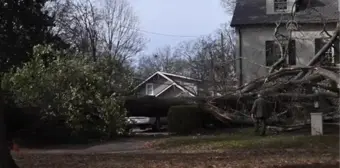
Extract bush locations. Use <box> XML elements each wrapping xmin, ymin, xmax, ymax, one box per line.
<box><xmin>1</xmin><ymin>45</ymin><xmax>134</xmax><ymax>142</ymax></box>
<box><xmin>125</xmin><ymin>96</ymin><xmax>188</xmax><ymax>117</ymax></box>
<box><xmin>167</xmin><ymin>105</ymin><xmax>204</xmax><ymax>134</ymax></box>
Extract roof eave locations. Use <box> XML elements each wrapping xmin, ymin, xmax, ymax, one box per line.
<box><xmin>160</xmin><ymin>71</ymin><xmax>201</xmax><ymax>82</ymax></box>
<box><xmin>230</xmin><ymin>20</ymin><xmax>338</xmax><ymax>27</ymax></box>
<box><xmin>132</xmin><ymin>71</ymin><xmax>160</xmax><ymax>91</ymax></box>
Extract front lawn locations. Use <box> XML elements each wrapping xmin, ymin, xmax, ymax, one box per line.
<box><xmin>149</xmin><ymin>128</ymin><xmax>339</xmax><ymax>153</ymax></box>
<box><xmin>15</xmin><ymin>152</ymin><xmax>339</xmax><ymax>168</ymax></box>
<box><xmin>13</xmin><ymin>127</ymin><xmax>340</xmax><ymax>168</ymax></box>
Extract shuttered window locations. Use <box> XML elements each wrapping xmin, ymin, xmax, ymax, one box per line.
<box><xmin>315</xmin><ymin>38</ymin><xmax>339</xmax><ymax>65</ymax></box>
<box><xmin>265</xmin><ymin>40</ymin><xmax>296</xmax><ymax>66</ymax></box>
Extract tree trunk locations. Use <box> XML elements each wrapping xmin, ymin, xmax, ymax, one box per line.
<box><xmin>0</xmin><ymin>93</ymin><xmax>19</xmax><ymax>168</ymax></box>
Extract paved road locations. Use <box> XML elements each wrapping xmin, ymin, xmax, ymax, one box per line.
<box><xmin>20</xmin><ymin>139</ymin><xmax>149</xmax><ymax>154</ymax></box>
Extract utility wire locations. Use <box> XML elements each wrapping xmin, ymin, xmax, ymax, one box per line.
<box><xmin>118</xmin><ymin>24</ymin><xmax>205</xmax><ymax>38</ymax></box>
<box><xmin>137</xmin><ymin>28</ymin><xmax>200</xmax><ymax>38</ymax></box>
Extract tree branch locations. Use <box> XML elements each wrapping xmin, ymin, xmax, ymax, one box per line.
<box><xmin>294</xmin><ymin>24</ymin><xmax>340</xmax><ymax>80</ymax></box>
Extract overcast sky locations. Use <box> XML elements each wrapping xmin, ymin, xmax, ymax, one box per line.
<box><xmin>129</xmin><ymin>0</ymin><xmax>230</xmax><ymax>55</ymax></box>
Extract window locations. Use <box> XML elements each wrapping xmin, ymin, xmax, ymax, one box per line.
<box><xmin>274</xmin><ymin>0</ymin><xmax>288</xmax><ymax>12</ymax></box>
<box><xmin>315</xmin><ymin>38</ymin><xmax>339</xmax><ymax>65</ymax></box>
<box><xmin>265</xmin><ymin>40</ymin><xmax>296</xmax><ymax>66</ymax></box>
<box><xmin>145</xmin><ymin>83</ymin><xmax>154</xmax><ymax>95</ymax></box>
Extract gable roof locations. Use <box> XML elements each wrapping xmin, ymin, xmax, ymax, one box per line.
<box><xmin>230</xmin><ymin>0</ymin><xmax>338</xmax><ymax>27</ymax></box>
<box><xmin>133</xmin><ymin>71</ymin><xmax>198</xmax><ymax>97</ymax></box>
<box><xmin>160</xmin><ymin>71</ymin><xmax>201</xmax><ymax>82</ymax></box>
<box><xmin>155</xmin><ymin>84</ymin><xmax>176</xmax><ymax>97</ymax></box>
<box><xmin>155</xmin><ymin>84</ymin><xmax>195</xmax><ymax>97</ymax></box>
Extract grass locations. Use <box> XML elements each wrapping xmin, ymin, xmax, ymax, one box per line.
<box><xmin>15</xmin><ymin>151</ymin><xmax>340</xmax><ymax>168</ymax></box>
<box><xmin>151</xmin><ymin>128</ymin><xmax>339</xmax><ymax>153</ymax></box>
<box><xmin>14</xmin><ymin>127</ymin><xmax>340</xmax><ymax>167</ymax></box>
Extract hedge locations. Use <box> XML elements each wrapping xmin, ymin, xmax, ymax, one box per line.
<box><xmin>124</xmin><ymin>96</ymin><xmax>189</xmax><ymax>117</ymax></box>
<box><xmin>167</xmin><ymin>105</ymin><xmax>205</xmax><ymax>134</ymax></box>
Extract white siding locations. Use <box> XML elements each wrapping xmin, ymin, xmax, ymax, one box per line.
<box><xmin>238</xmin><ymin>23</ymin><xmax>337</xmax><ymax>84</ymax></box>
<box><xmin>137</xmin><ymin>75</ymin><xmax>172</xmax><ymax>96</ymax></box>
<box><xmin>286</xmin><ymin>0</ymin><xmax>296</xmax><ymax>13</ymax></box>
<box><xmin>266</xmin><ymin>0</ymin><xmax>275</xmax><ymax>14</ymax></box>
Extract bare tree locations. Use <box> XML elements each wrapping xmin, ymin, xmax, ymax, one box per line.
<box><xmin>76</xmin><ymin>0</ymin><xmax>101</xmax><ymax>61</ymax></box>
<box><xmin>137</xmin><ymin>45</ymin><xmax>189</xmax><ymax>78</ymax></box>
<box><xmin>177</xmin><ymin>25</ymin><xmax>237</xmax><ymax>96</ymax></box>
<box><xmin>102</xmin><ymin>0</ymin><xmax>145</xmax><ymax>63</ymax></box>
<box><xmin>51</xmin><ymin>0</ymin><xmax>101</xmax><ymax>61</ymax></box>
<box><xmin>220</xmin><ymin>0</ymin><xmax>236</xmax><ymax>14</ymax></box>
<box><xmin>52</xmin><ymin>0</ymin><xmax>145</xmax><ymax>62</ymax></box>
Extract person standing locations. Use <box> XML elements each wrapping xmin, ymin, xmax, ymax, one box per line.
<box><xmin>250</xmin><ymin>94</ymin><xmax>270</xmax><ymax>136</ymax></box>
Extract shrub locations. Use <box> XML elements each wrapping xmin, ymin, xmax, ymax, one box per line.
<box><xmin>125</xmin><ymin>96</ymin><xmax>188</xmax><ymax>117</ymax></box>
<box><xmin>1</xmin><ymin>45</ymin><xmax>134</xmax><ymax>142</ymax></box>
<box><xmin>167</xmin><ymin>105</ymin><xmax>204</xmax><ymax>135</ymax></box>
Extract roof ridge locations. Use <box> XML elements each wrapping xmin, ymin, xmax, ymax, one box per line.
<box><xmin>158</xmin><ymin>71</ymin><xmax>201</xmax><ymax>81</ymax></box>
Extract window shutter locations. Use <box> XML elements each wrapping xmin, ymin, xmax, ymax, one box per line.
<box><xmin>314</xmin><ymin>38</ymin><xmax>322</xmax><ymax>55</ymax></box>
<box><xmin>314</xmin><ymin>38</ymin><xmax>324</xmax><ymax>64</ymax></box>
<box><xmin>333</xmin><ymin>38</ymin><xmax>339</xmax><ymax>64</ymax></box>
<box><xmin>288</xmin><ymin>40</ymin><xmax>296</xmax><ymax>65</ymax></box>
<box><xmin>265</xmin><ymin>41</ymin><xmax>274</xmax><ymax>66</ymax></box>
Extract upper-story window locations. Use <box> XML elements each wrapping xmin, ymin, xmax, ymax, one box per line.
<box><xmin>274</xmin><ymin>0</ymin><xmax>288</xmax><ymax>12</ymax></box>
<box><xmin>146</xmin><ymin>83</ymin><xmax>154</xmax><ymax>95</ymax></box>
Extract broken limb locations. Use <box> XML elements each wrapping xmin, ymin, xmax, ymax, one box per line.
<box><xmin>269</xmin><ymin>21</ymin><xmax>286</xmax><ymax>74</ymax></box>
<box><xmin>240</xmin><ymin>67</ymin><xmax>303</xmax><ymax>93</ymax></box>
<box><xmin>294</xmin><ymin>25</ymin><xmax>340</xmax><ymax>80</ymax></box>
<box><xmin>199</xmin><ymin>25</ymin><xmax>340</xmax><ymax>128</ymax></box>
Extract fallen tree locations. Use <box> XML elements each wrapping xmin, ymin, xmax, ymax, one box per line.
<box><xmin>125</xmin><ymin>24</ymin><xmax>340</xmax><ymax>132</ymax></box>
<box><xmin>198</xmin><ymin>23</ymin><xmax>340</xmax><ymax>130</ymax></box>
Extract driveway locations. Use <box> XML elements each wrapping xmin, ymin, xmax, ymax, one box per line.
<box><xmin>18</xmin><ymin>131</ymin><xmax>169</xmax><ymax>154</ymax></box>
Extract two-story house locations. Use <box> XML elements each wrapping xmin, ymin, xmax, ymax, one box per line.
<box><xmin>231</xmin><ymin>0</ymin><xmax>339</xmax><ymax>86</ymax></box>
<box><xmin>133</xmin><ymin>71</ymin><xmax>201</xmax><ymax>98</ymax></box>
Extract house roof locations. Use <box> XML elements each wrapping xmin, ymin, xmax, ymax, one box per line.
<box><xmin>230</xmin><ymin>0</ymin><xmax>338</xmax><ymax>27</ymax></box>
<box><xmin>133</xmin><ymin>71</ymin><xmax>198</xmax><ymax>97</ymax></box>
<box><xmin>160</xmin><ymin>71</ymin><xmax>201</xmax><ymax>82</ymax></box>
<box><xmin>155</xmin><ymin>84</ymin><xmax>175</xmax><ymax>97</ymax></box>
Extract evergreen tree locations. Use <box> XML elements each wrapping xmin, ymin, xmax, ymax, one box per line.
<box><xmin>0</xmin><ymin>0</ymin><xmax>63</xmax><ymax>167</ymax></box>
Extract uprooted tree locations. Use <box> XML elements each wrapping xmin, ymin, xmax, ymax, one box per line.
<box><xmin>197</xmin><ymin>22</ymin><xmax>340</xmax><ymax>131</ymax></box>
<box><xmin>173</xmin><ymin>1</ymin><xmax>340</xmax><ymax>131</ymax></box>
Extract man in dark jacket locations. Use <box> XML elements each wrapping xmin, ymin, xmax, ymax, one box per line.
<box><xmin>250</xmin><ymin>94</ymin><xmax>270</xmax><ymax>136</ymax></box>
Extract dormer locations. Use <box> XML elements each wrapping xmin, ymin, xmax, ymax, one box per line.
<box><xmin>266</xmin><ymin>0</ymin><xmax>297</xmax><ymax>14</ymax></box>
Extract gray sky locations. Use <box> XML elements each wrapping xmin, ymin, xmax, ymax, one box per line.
<box><xmin>129</xmin><ymin>0</ymin><xmax>230</xmax><ymax>55</ymax></box>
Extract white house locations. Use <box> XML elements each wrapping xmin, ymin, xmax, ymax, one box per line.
<box><xmin>230</xmin><ymin>0</ymin><xmax>339</xmax><ymax>86</ymax></box>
